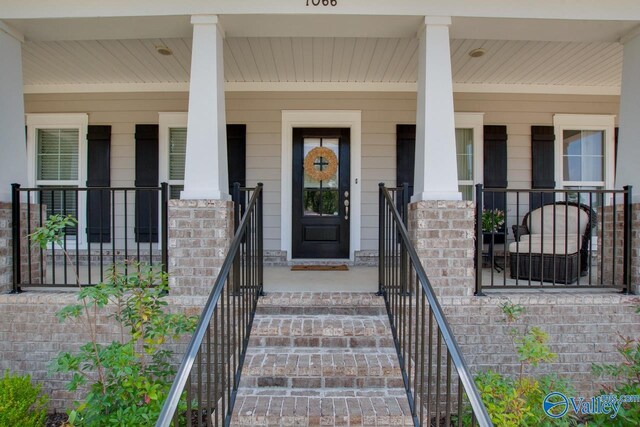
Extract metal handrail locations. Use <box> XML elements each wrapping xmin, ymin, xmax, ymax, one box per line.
<box><xmin>379</xmin><ymin>183</ymin><xmax>492</xmax><ymax>427</ymax></box>
<box><xmin>156</xmin><ymin>183</ymin><xmax>264</xmax><ymax>427</ymax></box>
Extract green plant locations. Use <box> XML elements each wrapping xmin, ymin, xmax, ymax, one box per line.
<box><xmin>482</xmin><ymin>209</ymin><xmax>505</xmax><ymax>233</ymax></box>
<box><xmin>32</xmin><ymin>215</ymin><xmax>197</xmax><ymax>426</ymax></box>
<box><xmin>469</xmin><ymin>301</ymin><xmax>578</xmax><ymax>426</ymax></box>
<box><xmin>0</xmin><ymin>370</ymin><xmax>48</xmax><ymax>427</ymax></box>
<box><xmin>590</xmin><ymin>304</ymin><xmax>640</xmax><ymax>426</ymax></box>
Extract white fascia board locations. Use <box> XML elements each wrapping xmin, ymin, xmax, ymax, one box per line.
<box><xmin>24</xmin><ymin>81</ymin><xmax>621</xmax><ymax>96</ymax></box>
<box><xmin>3</xmin><ymin>0</ymin><xmax>640</xmax><ymax>20</ymax></box>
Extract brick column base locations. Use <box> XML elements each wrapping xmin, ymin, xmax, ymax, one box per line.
<box><xmin>599</xmin><ymin>203</ymin><xmax>640</xmax><ymax>294</ymax></box>
<box><xmin>168</xmin><ymin>199</ymin><xmax>234</xmax><ymax>297</ymax></box>
<box><xmin>408</xmin><ymin>200</ymin><xmax>475</xmax><ymax>297</ymax></box>
<box><xmin>0</xmin><ymin>202</ymin><xmax>46</xmax><ymax>293</ymax></box>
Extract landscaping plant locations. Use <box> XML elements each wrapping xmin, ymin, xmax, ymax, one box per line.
<box><xmin>0</xmin><ymin>370</ymin><xmax>48</xmax><ymax>427</ymax></box>
<box><xmin>31</xmin><ymin>215</ymin><xmax>198</xmax><ymax>426</ymax></box>
<box><xmin>472</xmin><ymin>301</ymin><xmax>578</xmax><ymax>426</ymax></box>
<box><xmin>590</xmin><ymin>303</ymin><xmax>640</xmax><ymax>426</ymax></box>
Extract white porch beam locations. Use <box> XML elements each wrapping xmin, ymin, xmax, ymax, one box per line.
<box><xmin>412</xmin><ymin>16</ymin><xmax>461</xmax><ymax>202</ymax></box>
<box><xmin>616</xmin><ymin>32</ymin><xmax>640</xmax><ymax>202</ymax></box>
<box><xmin>3</xmin><ymin>0</ymin><xmax>640</xmax><ymax>21</ymax></box>
<box><xmin>181</xmin><ymin>15</ymin><xmax>229</xmax><ymax>200</ymax></box>
<box><xmin>0</xmin><ymin>28</ymin><xmax>27</xmax><ymax>202</ymax></box>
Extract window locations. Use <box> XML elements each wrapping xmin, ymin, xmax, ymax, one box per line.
<box><xmin>455</xmin><ymin>113</ymin><xmax>484</xmax><ymax>201</ymax></box>
<box><xmin>27</xmin><ymin>114</ymin><xmax>88</xmax><ymax>243</ymax></box>
<box><xmin>168</xmin><ymin>128</ymin><xmax>187</xmax><ymax>199</ymax></box>
<box><xmin>554</xmin><ymin>114</ymin><xmax>615</xmax><ymax>194</ymax></box>
<box><xmin>159</xmin><ymin>113</ymin><xmax>188</xmax><ymax>200</ymax></box>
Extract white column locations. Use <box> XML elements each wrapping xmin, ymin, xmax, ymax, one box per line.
<box><xmin>0</xmin><ymin>26</ymin><xmax>27</xmax><ymax>202</ymax></box>
<box><xmin>617</xmin><ymin>32</ymin><xmax>640</xmax><ymax>202</ymax></box>
<box><xmin>412</xmin><ymin>16</ymin><xmax>461</xmax><ymax>202</ymax></box>
<box><xmin>182</xmin><ymin>15</ymin><xmax>229</xmax><ymax>200</ymax></box>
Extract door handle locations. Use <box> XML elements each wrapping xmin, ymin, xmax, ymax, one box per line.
<box><xmin>344</xmin><ymin>191</ymin><xmax>349</xmax><ymax>219</ymax></box>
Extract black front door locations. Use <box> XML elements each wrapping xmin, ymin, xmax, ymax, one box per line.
<box><xmin>292</xmin><ymin>128</ymin><xmax>350</xmax><ymax>258</ymax></box>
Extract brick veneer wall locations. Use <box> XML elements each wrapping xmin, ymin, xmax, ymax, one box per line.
<box><xmin>441</xmin><ymin>293</ymin><xmax>640</xmax><ymax>397</ymax></box>
<box><xmin>0</xmin><ymin>292</ymin><xmax>205</xmax><ymax>409</ymax></box>
<box><xmin>599</xmin><ymin>203</ymin><xmax>640</xmax><ymax>294</ymax></box>
<box><xmin>408</xmin><ymin>200</ymin><xmax>476</xmax><ymax>297</ymax></box>
<box><xmin>0</xmin><ymin>202</ymin><xmax>45</xmax><ymax>293</ymax></box>
<box><xmin>168</xmin><ymin>199</ymin><xmax>234</xmax><ymax>296</ymax></box>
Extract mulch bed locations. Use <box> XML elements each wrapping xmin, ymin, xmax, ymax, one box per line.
<box><xmin>45</xmin><ymin>412</ymin><xmax>68</xmax><ymax>427</ymax></box>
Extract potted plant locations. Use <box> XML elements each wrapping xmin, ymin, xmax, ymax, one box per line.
<box><xmin>482</xmin><ymin>208</ymin><xmax>505</xmax><ymax>233</ymax></box>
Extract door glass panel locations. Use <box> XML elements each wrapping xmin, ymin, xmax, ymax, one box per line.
<box><xmin>302</xmin><ymin>136</ymin><xmax>340</xmax><ymax>216</ymax></box>
<box><xmin>303</xmin><ymin>190</ymin><xmax>321</xmax><ymax>216</ymax></box>
<box><xmin>320</xmin><ymin>190</ymin><xmax>339</xmax><ymax>215</ymax></box>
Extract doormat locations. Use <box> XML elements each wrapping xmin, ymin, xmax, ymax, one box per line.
<box><xmin>291</xmin><ymin>265</ymin><xmax>349</xmax><ymax>271</ymax></box>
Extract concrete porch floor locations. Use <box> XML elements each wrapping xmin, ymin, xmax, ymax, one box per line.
<box><xmin>263</xmin><ymin>266</ymin><xmax>378</xmax><ymax>293</ymax></box>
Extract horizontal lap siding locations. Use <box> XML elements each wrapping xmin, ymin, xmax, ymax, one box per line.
<box><xmin>227</xmin><ymin>92</ymin><xmax>414</xmax><ymax>251</ymax></box>
<box><xmin>454</xmin><ymin>93</ymin><xmax>619</xmax><ymax>244</ymax></box>
<box><xmin>25</xmin><ymin>91</ymin><xmax>620</xmax><ymax>254</ymax></box>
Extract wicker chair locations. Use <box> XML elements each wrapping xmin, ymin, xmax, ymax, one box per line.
<box><xmin>508</xmin><ymin>202</ymin><xmax>596</xmax><ymax>284</ymax></box>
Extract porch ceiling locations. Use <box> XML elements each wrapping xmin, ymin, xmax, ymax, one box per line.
<box><xmin>10</xmin><ymin>14</ymin><xmax>635</xmax><ymax>94</ymax></box>
<box><xmin>21</xmin><ymin>37</ymin><xmax>623</xmax><ymax>92</ymax></box>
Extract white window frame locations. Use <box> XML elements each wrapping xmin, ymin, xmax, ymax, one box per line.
<box><xmin>454</xmin><ymin>112</ymin><xmax>484</xmax><ymax>201</ymax></box>
<box><xmin>159</xmin><ymin>112</ymin><xmax>188</xmax><ymax>198</ymax></box>
<box><xmin>26</xmin><ymin>113</ymin><xmax>89</xmax><ymax>247</ymax></box>
<box><xmin>553</xmin><ymin>114</ymin><xmax>615</xmax><ymax>190</ymax></box>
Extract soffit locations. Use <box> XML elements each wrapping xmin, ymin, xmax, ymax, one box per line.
<box><xmin>21</xmin><ymin>37</ymin><xmax>623</xmax><ymax>90</ymax></box>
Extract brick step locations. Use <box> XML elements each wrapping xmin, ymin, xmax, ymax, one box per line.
<box><xmin>231</xmin><ymin>393</ymin><xmax>414</xmax><ymax>426</ymax></box>
<box><xmin>241</xmin><ymin>350</ymin><xmax>403</xmax><ymax>389</ymax></box>
<box><xmin>256</xmin><ymin>293</ymin><xmax>386</xmax><ymax>316</ymax></box>
<box><xmin>249</xmin><ymin>315</ymin><xmax>392</xmax><ymax>339</ymax></box>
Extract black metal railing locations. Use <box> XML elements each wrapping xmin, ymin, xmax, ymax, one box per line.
<box><xmin>476</xmin><ymin>184</ymin><xmax>633</xmax><ymax>293</ymax></box>
<box><xmin>379</xmin><ymin>184</ymin><xmax>492</xmax><ymax>427</ymax></box>
<box><xmin>156</xmin><ymin>183</ymin><xmax>263</xmax><ymax>427</ymax></box>
<box><xmin>11</xmin><ymin>183</ymin><xmax>169</xmax><ymax>291</ymax></box>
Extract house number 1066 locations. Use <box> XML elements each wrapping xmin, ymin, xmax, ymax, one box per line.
<box><xmin>307</xmin><ymin>0</ymin><xmax>337</xmax><ymax>6</ymax></box>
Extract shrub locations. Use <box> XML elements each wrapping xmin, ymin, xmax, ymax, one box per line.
<box><xmin>590</xmin><ymin>304</ymin><xmax>640</xmax><ymax>426</ymax></box>
<box><xmin>0</xmin><ymin>370</ymin><xmax>48</xmax><ymax>427</ymax></box>
<box><xmin>471</xmin><ymin>301</ymin><xmax>579</xmax><ymax>426</ymax></box>
<box><xmin>31</xmin><ymin>215</ymin><xmax>198</xmax><ymax>426</ymax></box>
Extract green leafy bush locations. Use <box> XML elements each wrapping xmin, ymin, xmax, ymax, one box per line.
<box><xmin>590</xmin><ymin>304</ymin><xmax>640</xmax><ymax>426</ymax></box>
<box><xmin>471</xmin><ymin>301</ymin><xmax>579</xmax><ymax>426</ymax></box>
<box><xmin>49</xmin><ymin>264</ymin><xmax>197</xmax><ymax>426</ymax></box>
<box><xmin>0</xmin><ymin>370</ymin><xmax>48</xmax><ymax>427</ymax></box>
<box><xmin>31</xmin><ymin>215</ymin><xmax>198</xmax><ymax>426</ymax></box>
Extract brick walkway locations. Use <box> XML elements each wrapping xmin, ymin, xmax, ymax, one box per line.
<box><xmin>231</xmin><ymin>293</ymin><xmax>413</xmax><ymax>426</ymax></box>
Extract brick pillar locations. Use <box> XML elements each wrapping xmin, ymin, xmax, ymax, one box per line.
<box><xmin>168</xmin><ymin>199</ymin><xmax>234</xmax><ymax>296</ymax></box>
<box><xmin>599</xmin><ymin>203</ymin><xmax>640</xmax><ymax>294</ymax></box>
<box><xmin>0</xmin><ymin>202</ymin><xmax>46</xmax><ymax>293</ymax></box>
<box><xmin>408</xmin><ymin>200</ymin><xmax>475</xmax><ymax>297</ymax></box>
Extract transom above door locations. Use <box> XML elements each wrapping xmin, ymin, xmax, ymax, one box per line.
<box><xmin>292</xmin><ymin>128</ymin><xmax>350</xmax><ymax>258</ymax></box>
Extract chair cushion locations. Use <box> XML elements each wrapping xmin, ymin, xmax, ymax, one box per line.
<box><xmin>508</xmin><ymin>234</ymin><xmax>580</xmax><ymax>255</ymax></box>
<box><xmin>527</xmin><ymin>205</ymin><xmax>589</xmax><ymax>238</ymax></box>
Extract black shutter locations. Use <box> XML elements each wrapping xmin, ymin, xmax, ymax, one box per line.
<box><xmin>483</xmin><ymin>125</ymin><xmax>508</xmax><ymax>243</ymax></box>
<box><xmin>227</xmin><ymin>124</ymin><xmax>247</xmax><ymax>189</ymax></box>
<box><xmin>396</xmin><ymin>124</ymin><xmax>416</xmax><ymax>199</ymax></box>
<box><xmin>86</xmin><ymin>125</ymin><xmax>111</xmax><ymax>243</ymax></box>
<box><xmin>135</xmin><ymin>124</ymin><xmax>159</xmax><ymax>243</ymax></box>
<box><xmin>530</xmin><ymin>125</ymin><xmax>555</xmax><ymax>210</ymax></box>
